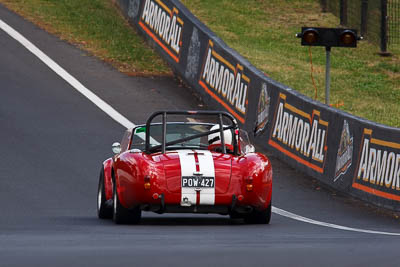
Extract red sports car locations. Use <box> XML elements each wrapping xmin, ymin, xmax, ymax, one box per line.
<box><xmin>97</xmin><ymin>111</ymin><xmax>272</xmax><ymax>224</ymax></box>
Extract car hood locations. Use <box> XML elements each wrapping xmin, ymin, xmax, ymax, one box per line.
<box><xmin>160</xmin><ymin>150</ymin><xmax>232</xmax><ymax>194</ymax></box>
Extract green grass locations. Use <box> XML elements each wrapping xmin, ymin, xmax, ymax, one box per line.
<box><xmin>1</xmin><ymin>0</ymin><xmax>399</xmax><ymax>127</ymax></box>
<box><xmin>181</xmin><ymin>0</ymin><xmax>400</xmax><ymax>128</ymax></box>
<box><xmin>0</xmin><ymin>0</ymin><xmax>170</xmax><ymax>74</ymax></box>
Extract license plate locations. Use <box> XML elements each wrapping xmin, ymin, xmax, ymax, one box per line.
<box><xmin>182</xmin><ymin>176</ymin><xmax>214</xmax><ymax>188</ymax></box>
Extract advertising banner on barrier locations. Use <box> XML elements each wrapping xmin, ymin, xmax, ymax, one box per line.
<box><xmin>116</xmin><ymin>0</ymin><xmax>400</xmax><ymax>211</ymax></box>
<box><xmin>353</xmin><ymin>128</ymin><xmax>400</xmax><ymax>202</ymax></box>
<box><xmin>334</xmin><ymin>120</ymin><xmax>354</xmax><ymax>182</ymax></box>
<box><xmin>255</xmin><ymin>83</ymin><xmax>271</xmax><ymax>135</ymax></box>
<box><xmin>139</xmin><ymin>0</ymin><xmax>184</xmax><ymax>63</ymax></box>
<box><xmin>198</xmin><ymin>40</ymin><xmax>249</xmax><ymax>124</ymax></box>
<box><xmin>268</xmin><ymin>92</ymin><xmax>329</xmax><ymax>174</ymax></box>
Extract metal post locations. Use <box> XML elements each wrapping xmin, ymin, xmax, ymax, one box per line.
<box><xmin>340</xmin><ymin>0</ymin><xmax>348</xmax><ymax>26</ymax></box>
<box><xmin>320</xmin><ymin>0</ymin><xmax>327</xmax><ymax>12</ymax></box>
<box><xmin>361</xmin><ymin>0</ymin><xmax>368</xmax><ymax>37</ymax></box>
<box><xmin>325</xmin><ymin>47</ymin><xmax>331</xmax><ymax>105</ymax></box>
<box><xmin>380</xmin><ymin>0</ymin><xmax>389</xmax><ymax>55</ymax></box>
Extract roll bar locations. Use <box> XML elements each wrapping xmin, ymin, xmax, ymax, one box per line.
<box><xmin>145</xmin><ymin>110</ymin><xmax>239</xmax><ymax>155</ymax></box>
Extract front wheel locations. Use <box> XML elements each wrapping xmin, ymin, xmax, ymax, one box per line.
<box><xmin>112</xmin><ymin>182</ymin><xmax>141</xmax><ymax>224</ymax></box>
<box><xmin>244</xmin><ymin>203</ymin><xmax>271</xmax><ymax>224</ymax></box>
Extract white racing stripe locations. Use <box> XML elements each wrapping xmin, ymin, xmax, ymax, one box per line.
<box><xmin>197</xmin><ymin>150</ymin><xmax>215</xmax><ymax>205</ymax></box>
<box><xmin>177</xmin><ymin>150</ymin><xmax>216</xmax><ymax>206</ymax></box>
<box><xmin>3</xmin><ymin>18</ymin><xmax>400</xmax><ymax>236</ymax></box>
<box><xmin>178</xmin><ymin>150</ymin><xmax>198</xmax><ymax>206</ymax></box>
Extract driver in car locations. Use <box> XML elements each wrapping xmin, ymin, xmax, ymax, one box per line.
<box><xmin>207</xmin><ymin>124</ymin><xmax>234</xmax><ymax>153</ymax></box>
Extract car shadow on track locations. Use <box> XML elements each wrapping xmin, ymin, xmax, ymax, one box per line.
<box><xmin>47</xmin><ymin>215</ymin><xmax>245</xmax><ymax>226</ymax></box>
<box><xmin>138</xmin><ymin>216</ymin><xmax>245</xmax><ymax>226</ymax></box>
<box><xmin>48</xmin><ymin>216</ymin><xmax>274</xmax><ymax>228</ymax></box>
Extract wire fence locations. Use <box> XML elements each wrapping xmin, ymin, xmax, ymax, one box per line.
<box><xmin>389</xmin><ymin>0</ymin><xmax>400</xmax><ymax>46</ymax></box>
<box><xmin>320</xmin><ymin>0</ymin><xmax>400</xmax><ymax>53</ymax></box>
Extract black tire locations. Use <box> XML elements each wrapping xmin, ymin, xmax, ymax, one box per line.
<box><xmin>97</xmin><ymin>167</ymin><xmax>113</xmax><ymax>219</ymax></box>
<box><xmin>244</xmin><ymin>203</ymin><xmax>271</xmax><ymax>224</ymax></box>
<box><xmin>112</xmin><ymin>181</ymin><xmax>141</xmax><ymax>225</ymax></box>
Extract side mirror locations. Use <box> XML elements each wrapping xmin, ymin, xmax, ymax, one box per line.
<box><xmin>112</xmin><ymin>142</ymin><xmax>121</xmax><ymax>154</ymax></box>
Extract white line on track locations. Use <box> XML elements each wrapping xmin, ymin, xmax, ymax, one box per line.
<box><xmin>2</xmin><ymin>18</ymin><xmax>399</xmax><ymax>236</ymax></box>
<box><xmin>273</xmin><ymin>207</ymin><xmax>400</xmax><ymax>236</ymax></box>
<box><xmin>0</xmin><ymin>19</ymin><xmax>135</xmax><ymax>130</ymax></box>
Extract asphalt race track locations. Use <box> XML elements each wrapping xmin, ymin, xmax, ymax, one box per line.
<box><xmin>1</xmin><ymin>5</ymin><xmax>400</xmax><ymax>267</ymax></box>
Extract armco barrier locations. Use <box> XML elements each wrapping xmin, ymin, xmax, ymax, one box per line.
<box><xmin>116</xmin><ymin>0</ymin><xmax>400</xmax><ymax>211</ymax></box>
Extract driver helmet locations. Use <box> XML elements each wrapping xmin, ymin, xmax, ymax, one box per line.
<box><xmin>208</xmin><ymin>124</ymin><xmax>232</xmax><ymax>146</ymax></box>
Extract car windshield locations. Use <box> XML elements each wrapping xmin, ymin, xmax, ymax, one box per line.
<box><xmin>130</xmin><ymin>123</ymin><xmax>220</xmax><ymax>151</ymax></box>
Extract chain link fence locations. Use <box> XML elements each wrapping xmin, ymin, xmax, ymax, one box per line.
<box><xmin>320</xmin><ymin>0</ymin><xmax>399</xmax><ymax>54</ymax></box>
<box><xmin>389</xmin><ymin>0</ymin><xmax>400</xmax><ymax>46</ymax></box>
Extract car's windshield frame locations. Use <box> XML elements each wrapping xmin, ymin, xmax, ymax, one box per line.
<box><xmin>130</xmin><ymin>122</ymin><xmax>214</xmax><ymax>151</ymax></box>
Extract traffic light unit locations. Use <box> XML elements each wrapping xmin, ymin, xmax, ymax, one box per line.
<box><xmin>296</xmin><ymin>27</ymin><xmax>360</xmax><ymax>48</ymax></box>
<box><xmin>296</xmin><ymin>27</ymin><xmax>362</xmax><ymax>105</ymax></box>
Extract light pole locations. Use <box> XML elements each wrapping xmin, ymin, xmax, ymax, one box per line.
<box><xmin>325</xmin><ymin>46</ymin><xmax>331</xmax><ymax>105</ymax></box>
<box><xmin>296</xmin><ymin>27</ymin><xmax>362</xmax><ymax>105</ymax></box>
